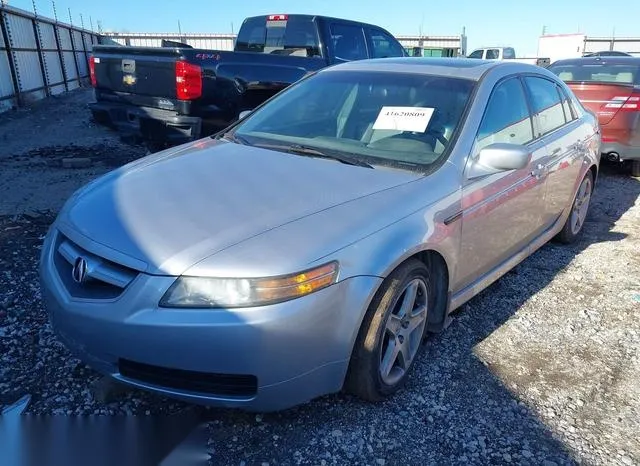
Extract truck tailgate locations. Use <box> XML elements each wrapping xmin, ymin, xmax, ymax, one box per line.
<box><xmin>93</xmin><ymin>46</ymin><xmax>181</xmax><ymax>99</ymax></box>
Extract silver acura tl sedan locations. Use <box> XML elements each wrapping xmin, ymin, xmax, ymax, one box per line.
<box><xmin>39</xmin><ymin>58</ymin><xmax>601</xmax><ymax>412</ymax></box>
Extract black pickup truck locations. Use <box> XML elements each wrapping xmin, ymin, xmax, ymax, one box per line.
<box><xmin>89</xmin><ymin>14</ymin><xmax>407</xmax><ymax>150</ymax></box>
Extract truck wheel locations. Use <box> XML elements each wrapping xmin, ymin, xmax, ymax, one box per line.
<box><xmin>555</xmin><ymin>170</ymin><xmax>593</xmax><ymax>244</ymax></box>
<box><xmin>345</xmin><ymin>259</ymin><xmax>432</xmax><ymax>402</ymax></box>
<box><xmin>630</xmin><ymin>160</ymin><xmax>640</xmax><ymax>177</ymax></box>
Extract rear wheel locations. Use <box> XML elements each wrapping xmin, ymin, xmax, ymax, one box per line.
<box><xmin>630</xmin><ymin>160</ymin><xmax>640</xmax><ymax>177</ymax></box>
<box><xmin>345</xmin><ymin>259</ymin><xmax>432</xmax><ymax>402</ymax></box>
<box><xmin>556</xmin><ymin>170</ymin><xmax>593</xmax><ymax>244</ymax></box>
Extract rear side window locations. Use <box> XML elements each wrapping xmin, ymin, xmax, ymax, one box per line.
<box><xmin>367</xmin><ymin>29</ymin><xmax>405</xmax><ymax>58</ymax></box>
<box><xmin>549</xmin><ymin>63</ymin><xmax>640</xmax><ymax>85</ymax></box>
<box><xmin>477</xmin><ymin>77</ymin><xmax>533</xmax><ymax>149</ymax></box>
<box><xmin>523</xmin><ymin>76</ymin><xmax>567</xmax><ymax>136</ymax></box>
<box><xmin>557</xmin><ymin>86</ymin><xmax>576</xmax><ymax>122</ymax></box>
<box><xmin>503</xmin><ymin>48</ymin><xmax>516</xmax><ymax>59</ymax></box>
<box><xmin>235</xmin><ymin>16</ymin><xmax>321</xmax><ymax>57</ymax></box>
<box><xmin>330</xmin><ymin>24</ymin><xmax>368</xmax><ymax>61</ymax></box>
<box><xmin>486</xmin><ymin>49</ymin><xmax>500</xmax><ymax>60</ymax></box>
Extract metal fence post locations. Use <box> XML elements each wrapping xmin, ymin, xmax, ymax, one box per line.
<box><xmin>69</xmin><ymin>29</ymin><xmax>81</xmax><ymax>85</ymax></box>
<box><xmin>53</xmin><ymin>24</ymin><xmax>69</xmax><ymax>92</ymax></box>
<box><xmin>0</xmin><ymin>7</ymin><xmax>22</xmax><ymax>106</ymax></box>
<box><xmin>80</xmin><ymin>28</ymin><xmax>88</xmax><ymax>83</ymax></box>
<box><xmin>31</xmin><ymin>16</ymin><xmax>50</xmax><ymax>97</ymax></box>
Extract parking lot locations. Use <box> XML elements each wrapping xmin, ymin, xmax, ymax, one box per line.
<box><xmin>1</xmin><ymin>88</ymin><xmax>639</xmax><ymax>465</ymax></box>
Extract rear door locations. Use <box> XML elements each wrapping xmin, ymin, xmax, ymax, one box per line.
<box><xmin>325</xmin><ymin>22</ymin><xmax>369</xmax><ymax>63</ymax></box>
<box><xmin>522</xmin><ymin>75</ymin><xmax>586</xmax><ymax>227</ymax></box>
<box><xmin>365</xmin><ymin>27</ymin><xmax>406</xmax><ymax>58</ymax></box>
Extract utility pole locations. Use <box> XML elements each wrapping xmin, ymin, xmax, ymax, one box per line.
<box><xmin>611</xmin><ymin>26</ymin><xmax>616</xmax><ymax>51</ymax></box>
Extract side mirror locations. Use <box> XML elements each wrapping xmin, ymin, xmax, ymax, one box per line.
<box><xmin>239</xmin><ymin>110</ymin><xmax>252</xmax><ymax>120</ymax></box>
<box><xmin>468</xmin><ymin>143</ymin><xmax>531</xmax><ymax>179</ymax></box>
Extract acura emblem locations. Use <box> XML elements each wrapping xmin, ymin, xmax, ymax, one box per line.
<box><xmin>72</xmin><ymin>257</ymin><xmax>88</xmax><ymax>284</ymax></box>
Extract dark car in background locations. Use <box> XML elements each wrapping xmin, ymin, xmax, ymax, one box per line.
<box><xmin>89</xmin><ymin>14</ymin><xmax>407</xmax><ymax>151</ymax></box>
<box><xmin>549</xmin><ymin>57</ymin><xmax>640</xmax><ymax>176</ymax></box>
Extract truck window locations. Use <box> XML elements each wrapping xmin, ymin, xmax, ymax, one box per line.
<box><xmin>235</xmin><ymin>16</ymin><xmax>321</xmax><ymax>57</ymax></box>
<box><xmin>467</xmin><ymin>49</ymin><xmax>484</xmax><ymax>59</ymax></box>
<box><xmin>367</xmin><ymin>28</ymin><xmax>405</xmax><ymax>58</ymax></box>
<box><xmin>503</xmin><ymin>47</ymin><xmax>516</xmax><ymax>59</ymax></box>
<box><xmin>330</xmin><ymin>23</ymin><xmax>368</xmax><ymax>61</ymax></box>
<box><xmin>486</xmin><ymin>49</ymin><xmax>500</xmax><ymax>60</ymax></box>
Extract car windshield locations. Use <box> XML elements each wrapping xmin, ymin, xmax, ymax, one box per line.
<box><xmin>232</xmin><ymin>70</ymin><xmax>475</xmax><ymax>170</ymax></box>
<box><xmin>549</xmin><ymin>63</ymin><xmax>640</xmax><ymax>85</ymax></box>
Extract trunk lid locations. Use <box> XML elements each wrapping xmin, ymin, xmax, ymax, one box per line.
<box><xmin>567</xmin><ymin>83</ymin><xmax>636</xmax><ymax>126</ymax></box>
<box><xmin>549</xmin><ymin>59</ymin><xmax>640</xmax><ymax>126</ymax></box>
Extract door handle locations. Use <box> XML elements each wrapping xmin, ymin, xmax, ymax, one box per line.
<box><xmin>573</xmin><ymin>140</ymin><xmax>586</xmax><ymax>151</ymax></box>
<box><xmin>551</xmin><ymin>147</ymin><xmax>562</xmax><ymax>155</ymax></box>
<box><xmin>531</xmin><ymin>163</ymin><xmax>546</xmax><ymax>178</ymax></box>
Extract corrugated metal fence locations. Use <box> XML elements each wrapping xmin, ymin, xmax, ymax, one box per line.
<box><xmin>0</xmin><ymin>4</ymin><xmax>99</xmax><ymax>112</ymax></box>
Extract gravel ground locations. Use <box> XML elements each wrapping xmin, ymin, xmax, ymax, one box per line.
<box><xmin>1</xmin><ymin>88</ymin><xmax>639</xmax><ymax>465</ymax></box>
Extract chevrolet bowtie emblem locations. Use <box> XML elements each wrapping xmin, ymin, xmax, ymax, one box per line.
<box><xmin>123</xmin><ymin>74</ymin><xmax>137</xmax><ymax>85</ymax></box>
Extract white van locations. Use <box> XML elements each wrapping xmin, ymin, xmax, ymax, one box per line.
<box><xmin>466</xmin><ymin>47</ymin><xmax>550</xmax><ymax>67</ymax></box>
<box><xmin>467</xmin><ymin>47</ymin><xmax>516</xmax><ymax>60</ymax></box>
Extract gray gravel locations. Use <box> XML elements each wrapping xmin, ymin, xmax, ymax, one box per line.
<box><xmin>1</xmin><ymin>88</ymin><xmax>639</xmax><ymax>465</ymax></box>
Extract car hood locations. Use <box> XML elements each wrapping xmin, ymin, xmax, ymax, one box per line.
<box><xmin>57</xmin><ymin>138</ymin><xmax>421</xmax><ymax>275</ymax></box>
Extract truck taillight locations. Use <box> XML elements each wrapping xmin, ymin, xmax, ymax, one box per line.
<box><xmin>603</xmin><ymin>93</ymin><xmax>640</xmax><ymax>112</ymax></box>
<box><xmin>89</xmin><ymin>55</ymin><xmax>97</xmax><ymax>87</ymax></box>
<box><xmin>175</xmin><ymin>61</ymin><xmax>202</xmax><ymax>100</ymax></box>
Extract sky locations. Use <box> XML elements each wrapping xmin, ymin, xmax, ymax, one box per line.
<box><xmin>8</xmin><ymin>0</ymin><xmax>640</xmax><ymax>56</ymax></box>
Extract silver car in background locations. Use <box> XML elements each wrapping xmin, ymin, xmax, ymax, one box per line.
<box><xmin>39</xmin><ymin>58</ymin><xmax>601</xmax><ymax>412</ymax></box>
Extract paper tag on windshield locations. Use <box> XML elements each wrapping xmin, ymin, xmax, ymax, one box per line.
<box><xmin>372</xmin><ymin>107</ymin><xmax>435</xmax><ymax>132</ymax></box>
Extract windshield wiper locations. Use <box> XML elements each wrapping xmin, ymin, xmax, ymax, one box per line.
<box><xmin>286</xmin><ymin>144</ymin><xmax>374</xmax><ymax>169</ymax></box>
<box><xmin>217</xmin><ymin>132</ymin><xmax>251</xmax><ymax>146</ymax></box>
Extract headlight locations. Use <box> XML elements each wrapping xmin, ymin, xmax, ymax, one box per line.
<box><xmin>159</xmin><ymin>261</ymin><xmax>339</xmax><ymax>308</ymax></box>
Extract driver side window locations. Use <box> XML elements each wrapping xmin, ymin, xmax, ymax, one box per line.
<box><xmin>476</xmin><ymin>77</ymin><xmax>534</xmax><ymax>152</ymax></box>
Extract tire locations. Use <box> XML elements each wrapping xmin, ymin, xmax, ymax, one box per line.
<box><xmin>555</xmin><ymin>170</ymin><xmax>594</xmax><ymax>244</ymax></box>
<box><xmin>345</xmin><ymin>259</ymin><xmax>433</xmax><ymax>402</ymax></box>
<box><xmin>630</xmin><ymin>160</ymin><xmax>640</xmax><ymax>177</ymax></box>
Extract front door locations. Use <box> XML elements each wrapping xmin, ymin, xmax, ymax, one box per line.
<box><xmin>457</xmin><ymin>76</ymin><xmax>549</xmax><ymax>290</ymax></box>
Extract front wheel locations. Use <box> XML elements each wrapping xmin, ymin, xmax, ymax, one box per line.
<box><xmin>555</xmin><ymin>170</ymin><xmax>594</xmax><ymax>244</ymax></box>
<box><xmin>345</xmin><ymin>259</ymin><xmax>432</xmax><ymax>402</ymax></box>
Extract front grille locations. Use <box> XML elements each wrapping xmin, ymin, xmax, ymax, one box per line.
<box><xmin>53</xmin><ymin>232</ymin><xmax>139</xmax><ymax>299</ymax></box>
<box><xmin>118</xmin><ymin>359</ymin><xmax>258</xmax><ymax>398</ymax></box>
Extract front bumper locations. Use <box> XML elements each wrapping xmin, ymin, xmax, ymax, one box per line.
<box><xmin>39</xmin><ymin>226</ymin><xmax>382</xmax><ymax>412</ymax></box>
<box><xmin>89</xmin><ymin>101</ymin><xmax>203</xmax><ymax>147</ymax></box>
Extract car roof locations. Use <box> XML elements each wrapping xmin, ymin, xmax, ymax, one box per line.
<box><xmin>550</xmin><ymin>56</ymin><xmax>640</xmax><ymax>67</ymax></box>
<box><xmin>322</xmin><ymin>57</ymin><xmax>543</xmax><ymax>81</ymax></box>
